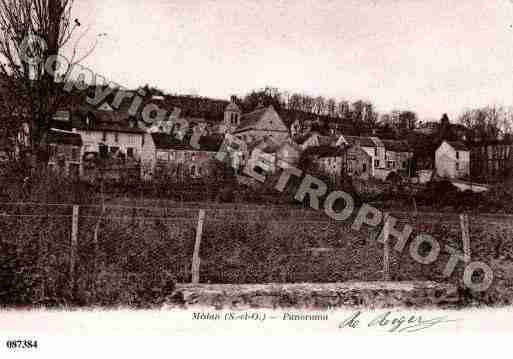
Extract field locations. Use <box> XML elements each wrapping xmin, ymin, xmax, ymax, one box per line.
<box><xmin>1</xmin><ymin>198</ymin><xmax>513</xmax><ymax>308</ymax></box>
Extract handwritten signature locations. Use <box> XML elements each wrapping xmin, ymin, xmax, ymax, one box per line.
<box><xmin>339</xmin><ymin>311</ymin><xmax>460</xmax><ymax>333</ymax></box>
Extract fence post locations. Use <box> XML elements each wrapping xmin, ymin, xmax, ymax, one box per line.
<box><xmin>460</xmin><ymin>213</ymin><xmax>471</xmax><ymax>263</ymax></box>
<box><xmin>383</xmin><ymin>213</ymin><xmax>391</xmax><ymax>281</ymax></box>
<box><xmin>70</xmin><ymin>205</ymin><xmax>79</xmax><ymax>289</ymax></box>
<box><xmin>191</xmin><ymin>209</ymin><xmax>205</xmax><ymax>284</ymax></box>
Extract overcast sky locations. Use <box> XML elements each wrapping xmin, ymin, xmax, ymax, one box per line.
<box><xmin>68</xmin><ymin>0</ymin><xmax>513</xmax><ymax>121</ymax></box>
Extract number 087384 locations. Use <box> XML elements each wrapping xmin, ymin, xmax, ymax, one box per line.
<box><xmin>6</xmin><ymin>340</ymin><xmax>38</xmax><ymax>349</ymax></box>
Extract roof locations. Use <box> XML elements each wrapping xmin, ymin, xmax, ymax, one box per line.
<box><xmin>446</xmin><ymin>141</ymin><xmax>469</xmax><ymax>151</ymax></box>
<box><xmin>293</xmin><ymin>132</ymin><xmax>337</xmax><ymax>146</ymax></box>
<box><xmin>246</xmin><ymin>136</ymin><xmax>281</xmax><ymax>154</ymax></box>
<box><xmin>381</xmin><ymin>139</ymin><xmax>412</xmax><ymax>152</ymax></box>
<box><xmin>72</xmin><ymin>109</ymin><xmax>146</xmax><ymax>134</ymax></box>
<box><xmin>47</xmin><ymin>129</ymin><xmax>83</xmax><ymax>146</ymax></box>
<box><xmin>151</xmin><ymin>133</ymin><xmax>191</xmax><ymax>150</ymax></box>
<box><xmin>306</xmin><ymin>145</ymin><xmax>345</xmax><ymax>158</ymax></box>
<box><xmin>225</xmin><ymin>101</ymin><xmax>240</xmax><ymax>112</ymax></box>
<box><xmin>234</xmin><ymin>107</ymin><xmax>268</xmax><ymax>133</ymax></box>
<box><xmin>151</xmin><ymin>133</ymin><xmax>223</xmax><ymax>152</ymax></box>
<box><xmin>342</xmin><ymin>135</ymin><xmax>377</xmax><ymax>148</ymax></box>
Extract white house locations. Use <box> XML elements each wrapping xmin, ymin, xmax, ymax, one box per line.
<box><xmin>435</xmin><ymin>140</ymin><xmax>470</xmax><ymax>179</ymax></box>
<box><xmin>336</xmin><ymin>135</ymin><xmax>412</xmax><ymax>180</ymax></box>
<box><xmin>72</xmin><ymin>103</ymin><xmax>147</xmax><ymax>162</ymax></box>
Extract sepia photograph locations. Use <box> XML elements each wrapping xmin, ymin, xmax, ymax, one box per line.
<box><xmin>1</xmin><ymin>0</ymin><xmax>513</xmax><ymax>355</ymax></box>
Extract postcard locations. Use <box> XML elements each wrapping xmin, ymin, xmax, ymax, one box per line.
<box><xmin>1</xmin><ymin>0</ymin><xmax>513</xmax><ymax>356</ymax></box>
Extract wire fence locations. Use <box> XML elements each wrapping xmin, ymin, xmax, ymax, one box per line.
<box><xmin>1</xmin><ymin>201</ymin><xmax>513</xmax><ymax>306</ymax></box>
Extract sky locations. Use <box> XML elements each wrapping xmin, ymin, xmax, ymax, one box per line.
<box><xmin>66</xmin><ymin>0</ymin><xmax>513</xmax><ymax>121</ymax></box>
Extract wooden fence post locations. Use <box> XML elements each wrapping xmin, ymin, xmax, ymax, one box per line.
<box><xmin>70</xmin><ymin>205</ymin><xmax>79</xmax><ymax>287</ymax></box>
<box><xmin>383</xmin><ymin>213</ymin><xmax>391</xmax><ymax>281</ymax></box>
<box><xmin>460</xmin><ymin>214</ymin><xmax>471</xmax><ymax>263</ymax></box>
<box><xmin>191</xmin><ymin>209</ymin><xmax>205</xmax><ymax>284</ymax></box>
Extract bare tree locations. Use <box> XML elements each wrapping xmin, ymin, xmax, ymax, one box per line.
<box><xmin>0</xmin><ymin>0</ymin><xmax>90</xmax><ymax>167</ymax></box>
<box><xmin>458</xmin><ymin>105</ymin><xmax>505</xmax><ymax>141</ymax></box>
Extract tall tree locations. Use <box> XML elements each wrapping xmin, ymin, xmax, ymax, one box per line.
<box><xmin>0</xmin><ymin>0</ymin><xmax>86</xmax><ymax>166</ymax></box>
<box><xmin>458</xmin><ymin>106</ymin><xmax>506</xmax><ymax>142</ymax></box>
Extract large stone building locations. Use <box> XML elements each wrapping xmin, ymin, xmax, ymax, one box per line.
<box><xmin>233</xmin><ymin>105</ymin><xmax>290</xmax><ymax>144</ymax></box>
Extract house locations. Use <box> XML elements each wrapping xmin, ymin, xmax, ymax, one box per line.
<box><xmin>72</xmin><ymin>104</ymin><xmax>146</xmax><ymax>160</ymax></box>
<box><xmin>233</xmin><ymin>105</ymin><xmax>290</xmax><ymax>143</ymax></box>
<box><xmin>276</xmin><ymin>141</ymin><xmax>302</xmax><ymax>167</ymax></box>
<box><xmin>345</xmin><ymin>144</ymin><xmax>373</xmax><ymax>180</ymax></box>
<box><xmin>294</xmin><ymin>132</ymin><xmax>338</xmax><ymax>151</ymax></box>
<box><xmin>242</xmin><ymin>137</ymin><xmax>303</xmax><ymax>177</ymax></box>
<box><xmin>314</xmin><ymin>146</ymin><xmax>346</xmax><ymax>183</ymax></box>
<box><xmin>47</xmin><ymin>129</ymin><xmax>83</xmax><ymax>178</ymax></box>
<box><xmin>435</xmin><ymin>140</ymin><xmax>470</xmax><ymax>179</ymax></box>
<box><xmin>336</xmin><ymin>135</ymin><xmax>413</xmax><ymax>180</ymax></box>
<box><xmin>380</xmin><ymin>139</ymin><xmax>414</xmax><ymax>177</ymax></box>
<box><xmin>244</xmin><ymin>137</ymin><xmax>282</xmax><ymax>174</ymax></box>
<box><xmin>470</xmin><ymin>140</ymin><xmax>513</xmax><ymax>183</ymax></box>
<box><xmin>147</xmin><ymin>133</ymin><xmax>224</xmax><ymax>180</ymax></box>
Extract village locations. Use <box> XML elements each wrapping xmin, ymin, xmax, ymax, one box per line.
<box><xmin>3</xmin><ymin>87</ymin><xmax>510</xmax><ymax>204</ymax></box>
<box><xmin>2</xmin><ymin>0</ymin><xmax>513</xmax><ymax>319</ymax></box>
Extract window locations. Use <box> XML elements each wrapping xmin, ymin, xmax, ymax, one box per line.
<box><xmin>402</xmin><ymin>161</ymin><xmax>407</xmax><ymax>169</ymax></box>
<box><xmin>374</xmin><ymin>159</ymin><xmax>379</xmax><ymax>168</ymax></box>
<box><xmin>362</xmin><ymin>163</ymin><xmax>367</xmax><ymax>172</ymax></box>
<box><xmin>374</xmin><ymin>148</ymin><xmax>377</xmax><ymax>156</ymax></box>
<box><xmin>102</xmin><ymin>131</ymin><xmax>107</xmax><ymax>142</ymax></box>
<box><xmin>456</xmin><ymin>162</ymin><xmax>460</xmax><ymax>171</ymax></box>
<box><xmin>114</xmin><ymin>132</ymin><xmax>119</xmax><ymax>143</ymax></box>
<box><xmin>456</xmin><ymin>151</ymin><xmax>459</xmax><ymax>159</ymax></box>
<box><xmin>127</xmin><ymin>147</ymin><xmax>134</xmax><ymax>158</ymax></box>
<box><xmin>387</xmin><ymin>161</ymin><xmax>393</xmax><ymax>169</ymax></box>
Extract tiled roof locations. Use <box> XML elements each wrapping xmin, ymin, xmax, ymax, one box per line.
<box><xmin>234</xmin><ymin>107</ymin><xmax>268</xmax><ymax>133</ymax></box>
<box><xmin>72</xmin><ymin>109</ymin><xmax>145</xmax><ymax>134</ymax></box>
